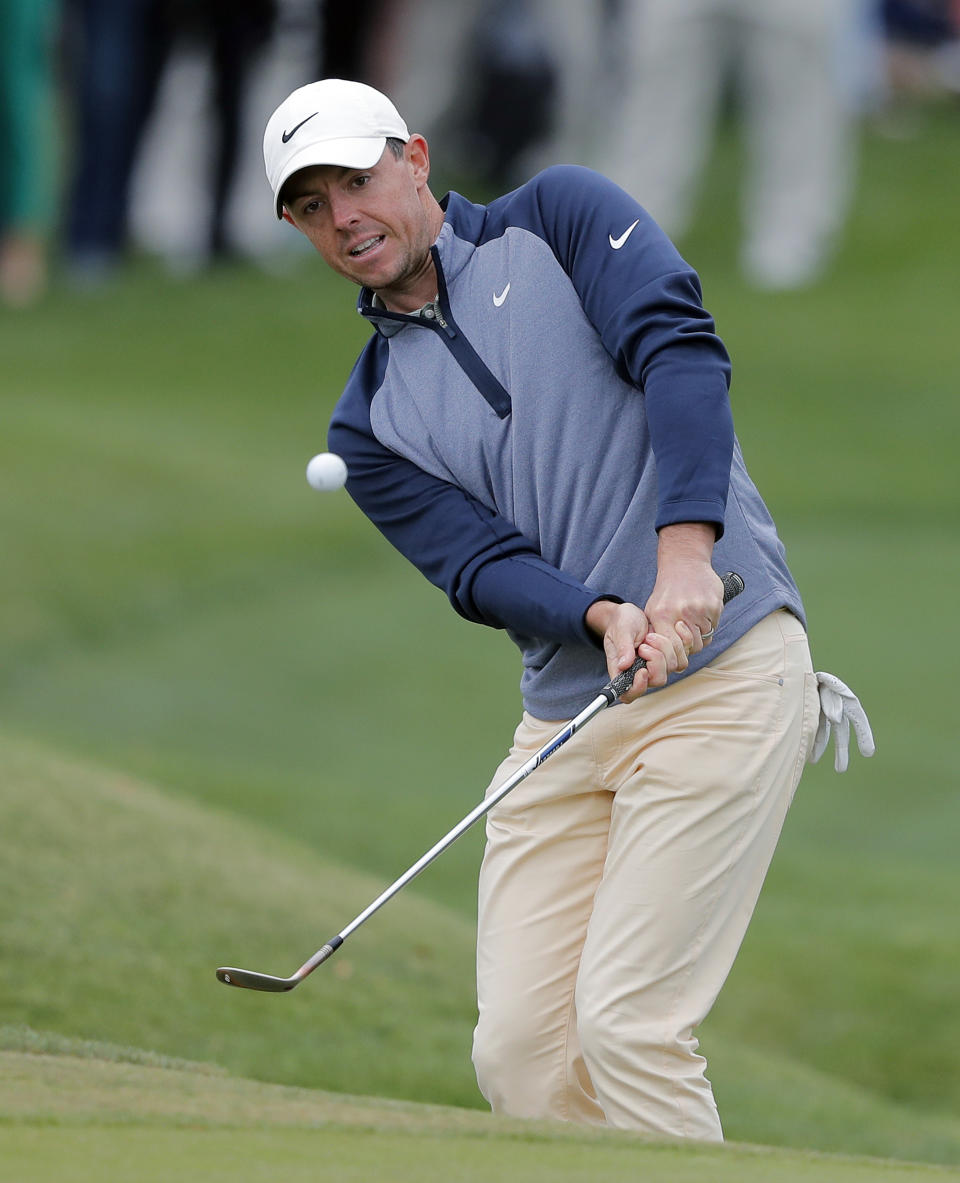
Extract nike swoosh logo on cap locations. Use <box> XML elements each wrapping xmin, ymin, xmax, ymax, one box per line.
<box><xmin>282</xmin><ymin>112</ymin><xmax>318</xmax><ymax>143</ymax></box>
<box><xmin>609</xmin><ymin>219</ymin><xmax>640</xmax><ymax>250</ymax></box>
<box><xmin>493</xmin><ymin>283</ymin><xmax>511</xmax><ymax>307</ymax></box>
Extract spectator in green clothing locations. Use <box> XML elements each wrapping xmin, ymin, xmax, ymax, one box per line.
<box><xmin>0</xmin><ymin>0</ymin><xmax>59</xmax><ymax>307</ymax></box>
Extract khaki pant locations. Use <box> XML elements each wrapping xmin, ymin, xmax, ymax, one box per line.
<box><xmin>472</xmin><ymin>611</ymin><xmax>819</xmax><ymax>1141</ymax></box>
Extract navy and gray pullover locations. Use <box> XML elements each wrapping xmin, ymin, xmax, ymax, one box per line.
<box><xmin>328</xmin><ymin>165</ymin><xmax>804</xmax><ymax>719</ymax></box>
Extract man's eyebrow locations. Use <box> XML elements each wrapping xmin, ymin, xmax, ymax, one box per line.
<box><xmin>285</xmin><ymin>166</ymin><xmax>358</xmax><ymax>203</ymax></box>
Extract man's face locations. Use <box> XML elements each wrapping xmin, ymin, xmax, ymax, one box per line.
<box><xmin>281</xmin><ymin>137</ymin><xmax>439</xmax><ymax>312</ymax></box>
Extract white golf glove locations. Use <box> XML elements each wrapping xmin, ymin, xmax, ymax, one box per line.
<box><xmin>809</xmin><ymin>671</ymin><xmax>876</xmax><ymax>773</ymax></box>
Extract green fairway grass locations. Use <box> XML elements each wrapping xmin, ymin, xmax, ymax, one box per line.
<box><xmin>1</xmin><ymin>107</ymin><xmax>958</xmax><ymax>1172</ymax></box>
<box><xmin>1</xmin><ymin>1040</ymin><xmax>958</xmax><ymax>1182</ymax></box>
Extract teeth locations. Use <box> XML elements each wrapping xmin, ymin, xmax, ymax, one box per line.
<box><xmin>350</xmin><ymin>236</ymin><xmax>383</xmax><ymax>257</ymax></box>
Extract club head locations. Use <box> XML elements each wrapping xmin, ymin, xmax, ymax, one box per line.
<box><xmin>216</xmin><ymin>966</ymin><xmax>300</xmax><ymax>992</ymax></box>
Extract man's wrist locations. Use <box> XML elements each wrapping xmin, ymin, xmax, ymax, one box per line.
<box><xmin>584</xmin><ymin>595</ymin><xmax>623</xmax><ymax>642</ymax></box>
<box><xmin>657</xmin><ymin>522</ymin><xmax>717</xmax><ymax>565</ymax></box>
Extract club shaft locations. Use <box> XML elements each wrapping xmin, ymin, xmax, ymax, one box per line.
<box><xmin>335</xmin><ymin>691</ymin><xmax>610</xmax><ymax>946</ymax></box>
<box><xmin>298</xmin><ymin>574</ymin><xmax>743</xmax><ymax>962</ymax></box>
<box><xmin>218</xmin><ymin>572</ymin><xmax>743</xmax><ymax>990</ymax></box>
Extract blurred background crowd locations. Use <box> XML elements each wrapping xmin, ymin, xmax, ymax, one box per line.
<box><xmin>1</xmin><ymin>0</ymin><xmax>958</xmax><ymax>309</ymax></box>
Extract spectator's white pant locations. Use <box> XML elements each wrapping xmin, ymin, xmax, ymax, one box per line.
<box><xmin>472</xmin><ymin>610</ymin><xmax>819</xmax><ymax>1140</ymax></box>
<box><xmin>604</xmin><ymin>0</ymin><xmax>860</xmax><ymax>287</ymax></box>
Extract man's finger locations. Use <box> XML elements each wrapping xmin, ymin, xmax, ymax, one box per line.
<box><xmin>676</xmin><ymin>620</ymin><xmax>703</xmax><ymax>657</ymax></box>
<box><xmin>637</xmin><ymin>635</ymin><xmax>673</xmax><ymax>687</ymax></box>
<box><xmin>647</xmin><ymin>626</ymin><xmax>687</xmax><ymax>673</ymax></box>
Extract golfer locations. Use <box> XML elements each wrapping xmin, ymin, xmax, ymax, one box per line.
<box><xmin>263</xmin><ymin>78</ymin><xmax>844</xmax><ymax>1141</ymax></box>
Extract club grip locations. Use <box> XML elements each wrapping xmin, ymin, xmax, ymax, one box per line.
<box><xmin>719</xmin><ymin>570</ymin><xmax>745</xmax><ymax>603</ymax></box>
<box><xmin>601</xmin><ymin>571</ymin><xmax>744</xmax><ymax>703</ymax></box>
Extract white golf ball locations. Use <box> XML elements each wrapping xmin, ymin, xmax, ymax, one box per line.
<box><xmin>306</xmin><ymin>452</ymin><xmax>348</xmax><ymax>492</ymax></box>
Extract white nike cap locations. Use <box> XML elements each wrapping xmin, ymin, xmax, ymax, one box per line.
<box><xmin>263</xmin><ymin>78</ymin><xmax>410</xmax><ymax>219</ymax></box>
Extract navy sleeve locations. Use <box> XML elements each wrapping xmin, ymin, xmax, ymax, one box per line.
<box><xmin>493</xmin><ymin>166</ymin><xmax>735</xmax><ymax>535</ymax></box>
<box><xmin>328</xmin><ymin>339</ymin><xmax>604</xmax><ymax>645</ymax></box>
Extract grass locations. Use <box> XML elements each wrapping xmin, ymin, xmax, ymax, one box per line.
<box><xmin>0</xmin><ymin>104</ymin><xmax>958</xmax><ymax>1177</ymax></box>
<box><xmin>2</xmin><ymin>732</ymin><xmax>959</xmax><ymax>1167</ymax></box>
<box><xmin>0</xmin><ymin>732</ymin><xmax>481</xmax><ymax>1106</ymax></box>
<box><xmin>1</xmin><ymin>1038</ymin><xmax>958</xmax><ymax>1182</ymax></box>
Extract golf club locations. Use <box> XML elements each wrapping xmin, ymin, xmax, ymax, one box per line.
<box><xmin>216</xmin><ymin>571</ymin><xmax>744</xmax><ymax>993</ymax></box>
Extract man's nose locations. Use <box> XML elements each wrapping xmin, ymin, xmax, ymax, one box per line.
<box><xmin>329</xmin><ymin>193</ymin><xmax>360</xmax><ymax>229</ymax></box>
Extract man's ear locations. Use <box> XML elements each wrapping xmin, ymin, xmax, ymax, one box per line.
<box><xmin>281</xmin><ymin>208</ymin><xmax>296</xmax><ymax>226</ymax></box>
<box><xmin>405</xmin><ymin>134</ymin><xmax>431</xmax><ymax>186</ymax></box>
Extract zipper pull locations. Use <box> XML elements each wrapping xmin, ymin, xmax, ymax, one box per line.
<box><xmin>422</xmin><ymin>301</ymin><xmax>455</xmax><ymax>337</ymax></box>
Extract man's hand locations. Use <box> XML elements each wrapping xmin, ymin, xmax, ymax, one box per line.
<box><xmin>585</xmin><ymin>600</ymin><xmax>684</xmax><ymax>702</ymax></box>
<box><xmin>585</xmin><ymin>523</ymin><xmax>724</xmax><ymax>702</ymax></box>
<box><xmin>644</xmin><ymin>523</ymin><xmax>723</xmax><ymax>671</ymax></box>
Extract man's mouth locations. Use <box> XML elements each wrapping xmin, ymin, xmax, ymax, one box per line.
<box><xmin>349</xmin><ymin>236</ymin><xmax>385</xmax><ymax>258</ymax></box>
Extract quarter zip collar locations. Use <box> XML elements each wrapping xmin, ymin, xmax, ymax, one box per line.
<box><xmin>358</xmin><ymin>247</ymin><xmax>453</xmax><ymax>338</ymax></box>
<box><xmin>357</xmin><ymin>212</ymin><xmax>475</xmax><ymax>335</ymax></box>
<box><xmin>355</xmin><ymin>212</ymin><xmax>511</xmax><ymax>419</ymax></box>
<box><xmin>363</xmin><ymin>290</ymin><xmax>441</xmax><ymax>338</ymax></box>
